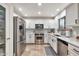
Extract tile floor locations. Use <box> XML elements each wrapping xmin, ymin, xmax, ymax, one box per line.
<box><xmin>21</xmin><ymin>45</ymin><xmax>49</xmax><ymax>56</ymax></box>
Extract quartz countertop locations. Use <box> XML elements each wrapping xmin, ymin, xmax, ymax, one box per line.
<box><xmin>48</xmin><ymin>33</ymin><xmax>79</xmax><ymax>48</ymax></box>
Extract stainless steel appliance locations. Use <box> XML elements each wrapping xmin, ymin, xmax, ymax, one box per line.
<box><xmin>35</xmin><ymin>24</ymin><xmax>44</xmax><ymax>29</ymax></box>
<box><xmin>57</xmin><ymin>39</ymin><xmax>68</xmax><ymax>56</ymax></box>
<box><xmin>35</xmin><ymin>24</ymin><xmax>44</xmax><ymax>45</ymax></box>
<box><xmin>13</xmin><ymin>17</ymin><xmax>26</xmax><ymax>56</ymax></box>
<box><xmin>35</xmin><ymin>33</ymin><xmax>44</xmax><ymax>45</ymax></box>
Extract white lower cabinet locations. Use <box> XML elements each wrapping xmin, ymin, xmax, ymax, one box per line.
<box><xmin>26</xmin><ymin>33</ymin><xmax>35</xmax><ymax>43</ymax></box>
<box><xmin>52</xmin><ymin>37</ymin><xmax>57</xmax><ymax>53</ymax></box>
<box><xmin>49</xmin><ymin>35</ymin><xmax>57</xmax><ymax>54</ymax></box>
<box><xmin>68</xmin><ymin>44</ymin><xmax>79</xmax><ymax>56</ymax></box>
<box><xmin>44</xmin><ymin>33</ymin><xmax>49</xmax><ymax>43</ymax></box>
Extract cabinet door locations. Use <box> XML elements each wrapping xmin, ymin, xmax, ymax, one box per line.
<box><xmin>30</xmin><ymin>34</ymin><xmax>34</xmax><ymax>43</ymax></box>
<box><xmin>52</xmin><ymin>37</ymin><xmax>57</xmax><ymax>53</ymax></box>
<box><xmin>26</xmin><ymin>33</ymin><xmax>31</xmax><ymax>43</ymax></box>
<box><xmin>48</xmin><ymin>34</ymin><xmax>51</xmax><ymax>43</ymax></box>
<box><xmin>48</xmin><ymin>35</ymin><xmax>52</xmax><ymax>44</ymax></box>
<box><xmin>26</xmin><ymin>33</ymin><xmax>34</xmax><ymax>43</ymax></box>
<box><xmin>44</xmin><ymin>34</ymin><xmax>48</xmax><ymax>43</ymax></box>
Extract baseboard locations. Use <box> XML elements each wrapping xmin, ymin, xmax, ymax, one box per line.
<box><xmin>25</xmin><ymin>43</ymin><xmax>36</xmax><ymax>45</ymax></box>
<box><xmin>43</xmin><ymin>43</ymin><xmax>49</xmax><ymax>45</ymax></box>
<box><xmin>25</xmin><ymin>43</ymin><xmax>49</xmax><ymax>45</ymax></box>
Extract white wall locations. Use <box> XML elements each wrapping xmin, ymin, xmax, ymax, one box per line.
<box><xmin>25</xmin><ymin>19</ymin><xmax>58</xmax><ymax>29</ymax></box>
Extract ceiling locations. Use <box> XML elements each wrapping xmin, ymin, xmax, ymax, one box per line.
<box><xmin>12</xmin><ymin>3</ymin><xmax>70</xmax><ymax>18</ymax></box>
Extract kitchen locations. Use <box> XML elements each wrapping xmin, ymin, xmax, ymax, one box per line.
<box><xmin>0</xmin><ymin>3</ymin><xmax>79</xmax><ymax>56</ymax></box>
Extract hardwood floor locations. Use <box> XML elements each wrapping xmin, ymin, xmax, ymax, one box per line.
<box><xmin>21</xmin><ymin>45</ymin><xmax>49</xmax><ymax>56</ymax></box>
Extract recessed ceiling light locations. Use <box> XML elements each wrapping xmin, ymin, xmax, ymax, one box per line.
<box><xmin>24</xmin><ymin>14</ymin><xmax>28</xmax><ymax>16</ymax></box>
<box><xmin>38</xmin><ymin>3</ymin><xmax>42</xmax><ymax>6</ymax></box>
<box><xmin>56</xmin><ymin>9</ymin><xmax>60</xmax><ymax>11</ymax></box>
<box><xmin>51</xmin><ymin>14</ymin><xmax>54</xmax><ymax>16</ymax></box>
<box><xmin>13</xmin><ymin>13</ymin><xmax>18</xmax><ymax>16</ymax></box>
<box><xmin>38</xmin><ymin>11</ymin><xmax>41</xmax><ymax>15</ymax></box>
<box><xmin>19</xmin><ymin>8</ymin><xmax>22</xmax><ymax>11</ymax></box>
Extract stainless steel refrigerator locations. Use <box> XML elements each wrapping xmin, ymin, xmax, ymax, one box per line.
<box><xmin>13</xmin><ymin>17</ymin><xmax>26</xmax><ymax>56</ymax></box>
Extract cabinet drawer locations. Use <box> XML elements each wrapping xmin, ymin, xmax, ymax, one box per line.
<box><xmin>68</xmin><ymin>49</ymin><xmax>79</xmax><ymax>56</ymax></box>
<box><xmin>68</xmin><ymin>44</ymin><xmax>79</xmax><ymax>56</ymax></box>
<box><xmin>70</xmin><ymin>45</ymin><xmax>79</xmax><ymax>50</ymax></box>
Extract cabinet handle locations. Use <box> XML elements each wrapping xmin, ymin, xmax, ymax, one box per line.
<box><xmin>73</xmin><ymin>49</ymin><xmax>79</xmax><ymax>55</ymax></box>
<box><xmin>73</xmin><ymin>49</ymin><xmax>79</xmax><ymax>52</ymax></box>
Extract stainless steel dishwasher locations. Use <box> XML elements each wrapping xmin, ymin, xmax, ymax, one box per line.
<box><xmin>57</xmin><ymin>38</ymin><xmax>68</xmax><ymax>56</ymax></box>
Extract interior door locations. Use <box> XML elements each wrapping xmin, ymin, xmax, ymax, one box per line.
<box><xmin>0</xmin><ymin>4</ymin><xmax>12</xmax><ymax>56</ymax></box>
<box><xmin>0</xmin><ymin>5</ymin><xmax>6</xmax><ymax>56</ymax></box>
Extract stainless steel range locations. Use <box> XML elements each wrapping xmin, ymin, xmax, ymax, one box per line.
<box><xmin>35</xmin><ymin>24</ymin><xmax>44</xmax><ymax>44</ymax></box>
<box><xmin>35</xmin><ymin>33</ymin><xmax>44</xmax><ymax>45</ymax></box>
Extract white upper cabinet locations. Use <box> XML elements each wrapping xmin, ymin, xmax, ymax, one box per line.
<box><xmin>66</xmin><ymin>4</ymin><xmax>79</xmax><ymax>27</ymax></box>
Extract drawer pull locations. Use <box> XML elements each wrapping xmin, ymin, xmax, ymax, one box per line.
<box><xmin>73</xmin><ymin>49</ymin><xmax>79</xmax><ymax>55</ymax></box>
<box><xmin>73</xmin><ymin>49</ymin><xmax>79</xmax><ymax>52</ymax></box>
